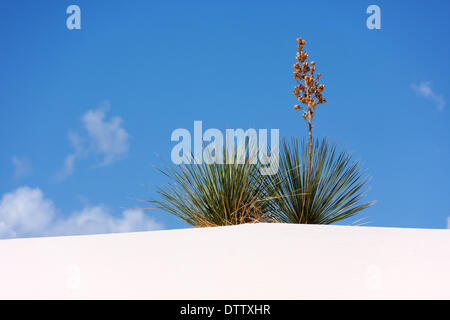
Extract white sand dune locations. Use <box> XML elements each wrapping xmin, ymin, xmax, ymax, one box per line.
<box><xmin>0</xmin><ymin>223</ymin><xmax>449</xmax><ymax>299</ymax></box>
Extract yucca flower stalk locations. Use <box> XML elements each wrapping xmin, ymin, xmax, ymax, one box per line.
<box><xmin>267</xmin><ymin>138</ymin><xmax>374</xmax><ymax>224</ymax></box>
<box><xmin>293</xmin><ymin>37</ymin><xmax>327</xmax><ymax>182</ymax></box>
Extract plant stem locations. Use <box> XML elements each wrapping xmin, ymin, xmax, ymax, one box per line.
<box><xmin>307</xmin><ymin>117</ymin><xmax>312</xmax><ymax>182</ymax></box>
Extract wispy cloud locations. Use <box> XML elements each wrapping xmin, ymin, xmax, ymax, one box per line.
<box><xmin>56</xmin><ymin>101</ymin><xmax>130</xmax><ymax>180</ymax></box>
<box><xmin>58</xmin><ymin>131</ymin><xmax>85</xmax><ymax>179</ymax></box>
<box><xmin>11</xmin><ymin>156</ymin><xmax>32</xmax><ymax>180</ymax></box>
<box><xmin>0</xmin><ymin>186</ymin><xmax>161</xmax><ymax>239</ymax></box>
<box><xmin>82</xmin><ymin>103</ymin><xmax>129</xmax><ymax>166</ymax></box>
<box><xmin>411</xmin><ymin>81</ymin><xmax>446</xmax><ymax>111</ymax></box>
<box><xmin>447</xmin><ymin>217</ymin><xmax>450</xmax><ymax>229</ymax></box>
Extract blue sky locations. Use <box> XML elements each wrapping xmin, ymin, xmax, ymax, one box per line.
<box><xmin>0</xmin><ymin>0</ymin><xmax>449</xmax><ymax>238</ymax></box>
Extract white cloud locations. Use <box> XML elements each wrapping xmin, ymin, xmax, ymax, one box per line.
<box><xmin>56</xmin><ymin>102</ymin><xmax>129</xmax><ymax>179</ymax></box>
<box><xmin>447</xmin><ymin>217</ymin><xmax>450</xmax><ymax>229</ymax></box>
<box><xmin>0</xmin><ymin>187</ymin><xmax>55</xmax><ymax>238</ymax></box>
<box><xmin>51</xmin><ymin>207</ymin><xmax>159</xmax><ymax>237</ymax></box>
<box><xmin>12</xmin><ymin>156</ymin><xmax>32</xmax><ymax>179</ymax></box>
<box><xmin>82</xmin><ymin>107</ymin><xmax>129</xmax><ymax>166</ymax></box>
<box><xmin>411</xmin><ymin>81</ymin><xmax>446</xmax><ymax>111</ymax></box>
<box><xmin>0</xmin><ymin>187</ymin><xmax>161</xmax><ymax>239</ymax></box>
<box><xmin>56</xmin><ymin>132</ymin><xmax>85</xmax><ymax>180</ymax></box>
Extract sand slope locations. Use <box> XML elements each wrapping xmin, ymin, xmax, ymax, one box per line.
<box><xmin>0</xmin><ymin>224</ymin><xmax>449</xmax><ymax>299</ymax></box>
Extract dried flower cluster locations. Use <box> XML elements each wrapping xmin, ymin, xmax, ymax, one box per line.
<box><xmin>292</xmin><ymin>37</ymin><xmax>327</xmax><ymax>180</ymax></box>
<box><xmin>293</xmin><ymin>37</ymin><xmax>326</xmax><ymax>123</ymax></box>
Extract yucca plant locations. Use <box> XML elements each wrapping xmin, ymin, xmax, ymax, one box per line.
<box><xmin>146</xmin><ymin>36</ymin><xmax>373</xmax><ymax>227</ymax></box>
<box><xmin>266</xmin><ymin>137</ymin><xmax>374</xmax><ymax>224</ymax></box>
<box><xmin>282</xmin><ymin>36</ymin><xmax>374</xmax><ymax>223</ymax></box>
<box><xmin>147</xmin><ymin>146</ymin><xmax>277</xmax><ymax>227</ymax></box>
